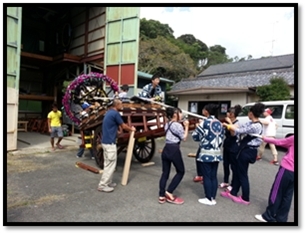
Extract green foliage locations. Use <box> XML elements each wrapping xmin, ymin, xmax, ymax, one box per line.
<box><xmin>209</xmin><ymin>45</ymin><xmax>226</xmax><ymax>54</ymax></box>
<box><xmin>256</xmin><ymin>77</ymin><xmax>291</xmax><ymax>101</ymax></box>
<box><xmin>205</xmin><ymin>50</ymin><xmax>232</xmax><ymax>68</ymax></box>
<box><xmin>139</xmin><ymin>18</ymin><xmax>252</xmax><ymax>81</ymax></box>
<box><xmin>140</xmin><ymin>18</ymin><xmax>174</xmax><ymax>40</ymax></box>
<box><xmin>138</xmin><ymin>36</ymin><xmax>197</xmax><ymax>81</ymax></box>
<box><xmin>62</xmin><ymin>80</ymin><xmax>71</xmax><ymax>93</ymax></box>
<box><xmin>164</xmin><ymin>83</ymin><xmax>177</xmax><ymax>106</ymax></box>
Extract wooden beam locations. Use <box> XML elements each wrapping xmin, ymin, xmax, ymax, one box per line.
<box><xmin>21</xmin><ymin>51</ymin><xmax>53</xmax><ymax>61</ymax></box>
<box><xmin>121</xmin><ymin>131</ymin><xmax>135</xmax><ymax>186</ymax></box>
<box><xmin>19</xmin><ymin>95</ymin><xmax>55</xmax><ymax>101</ymax></box>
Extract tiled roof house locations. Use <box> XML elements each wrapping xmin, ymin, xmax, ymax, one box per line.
<box><xmin>168</xmin><ymin>54</ymin><xmax>295</xmax><ymax>117</ymax></box>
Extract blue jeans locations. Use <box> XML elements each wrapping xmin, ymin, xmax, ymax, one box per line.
<box><xmin>77</xmin><ymin>147</ymin><xmax>94</xmax><ymax>157</ymax></box>
<box><xmin>230</xmin><ymin>148</ymin><xmax>257</xmax><ymax>202</ymax></box>
<box><xmin>195</xmin><ymin>147</ymin><xmax>202</xmax><ymax>176</ymax></box>
<box><xmin>199</xmin><ymin>161</ymin><xmax>219</xmax><ymax>200</ymax></box>
<box><xmin>222</xmin><ymin>147</ymin><xmax>237</xmax><ymax>184</ymax></box>
<box><xmin>159</xmin><ymin>143</ymin><xmax>185</xmax><ymax>197</ymax></box>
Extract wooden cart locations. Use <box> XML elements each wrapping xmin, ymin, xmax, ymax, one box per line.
<box><xmin>62</xmin><ymin>73</ymin><xmax>198</xmax><ymax>169</ymax></box>
<box><xmin>78</xmin><ymin>97</ymin><xmax>197</xmax><ymax>169</ymax></box>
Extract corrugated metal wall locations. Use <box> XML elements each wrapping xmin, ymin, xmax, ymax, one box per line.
<box><xmin>104</xmin><ymin>7</ymin><xmax>140</xmax><ymax>91</ymax></box>
<box><xmin>7</xmin><ymin>7</ymin><xmax>22</xmax><ymax>151</ymax></box>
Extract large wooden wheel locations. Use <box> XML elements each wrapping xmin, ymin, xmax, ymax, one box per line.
<box><xmin>92</xmin><ymin>125</ymin><xmax>104</xmax><ymax>169</ymax></box>
<box><xmin>62</xmin><ymin>72</ymin><xmax>118</xmax><ymax>126</ymax></box>
<box><xmin>133</xmin><ymin>137</ymin><xmax>156</xmax><ymax>163</ymax></box>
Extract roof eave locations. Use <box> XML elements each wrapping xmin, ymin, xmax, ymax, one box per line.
<box><xmin>168</xmin><ymin>87</ymin><xmax>251</xmax><ymax>95</ymax></box>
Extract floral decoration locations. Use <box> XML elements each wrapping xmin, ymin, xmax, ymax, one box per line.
<box><xmin>62</xmin><ymin>72</ymin><xmax>118</xmax><ymax>125</ymax></box>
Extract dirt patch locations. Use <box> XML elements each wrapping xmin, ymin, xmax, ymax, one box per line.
<box><xmin>7</xmin><ymin>153</ymin><xmax>66</xmax><ymax>210</ymax></box>
<box><xmin>7</xmin><ymin>193</ymin><xmax>66</xmax><ymax>209</ymax></box>
<box><xmin>7</xmin><ymin>155</ymin><xmax>48</xmax><ymax>174</ymax></box>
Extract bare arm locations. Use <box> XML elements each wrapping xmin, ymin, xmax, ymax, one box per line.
<box><xmin>259</xmin><ymin>118</ymin><xmax>269</xmax><ymax>125</ymax></box>
<box><xmin>182</xmin><ymin>120</ymin><xmax>189</xmax><ymax>141</ymax></box>
<box><xmin>120</xmin><ymin>123</ymin><xmax>136</xmax><ymax>132</ymax></box>
<box><xmin>48</xmin><ymin>118</ymin><xmax>51</xmax><ymax>129</ymax></box>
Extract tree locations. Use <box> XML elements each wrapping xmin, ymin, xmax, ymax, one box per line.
<box><xmin>256</xmin><ymin>77</ymin><xmax>291</xmax><ymax>101</ymax></box>
<box><xmin>138</xmin><ymin>18</ymin><xmax>254</xmax><ymax>81</ymax></box>
<box><xmin>171</xmin><ymin>34</ymin><xmax>208</xmax><ymax>68</ymax></box>
<box><xmin>140</xmin><ymin>18</ymin><xmax>174</xmax><ymax>40</ymax></box>
<box><xmin>209</xmin><ymin>45</ymin><xmax>226</xmax><ymax>55</ymax></box>
<box><xmin>138</xmin><ymin>36</ymin><xmax>197</xmax><ymax>81</ymax></box>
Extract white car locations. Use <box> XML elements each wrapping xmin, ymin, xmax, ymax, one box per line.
<box><xmin>236</xmin><ymin>100</ymin><xmax>294</xmax><ymax>139</ymax></box>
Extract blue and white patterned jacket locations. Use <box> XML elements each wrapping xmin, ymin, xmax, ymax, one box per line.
<box><xmin>192</xmin><ymin>116</ymin><xmax>225</xmax><ymax>163</ymax></box>
<box><xmin>138</xmin><ymin>83</ymin><xmax>163</xmax><ymax>100</ymax></box>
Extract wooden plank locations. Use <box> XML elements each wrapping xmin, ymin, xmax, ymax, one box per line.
<box><xmin>75</xmin><ymin>161</ymin><xmax>100</xmax><ymax>174</ymax></box>
<box><xmin>141</xmin><ymin>162</ymin><xmax>155</xmax><ymax>167</ymax></box>
<box><xmin>21</xmin><ymin>51</ymin><xmax>53</xmax><ymax>61</ymax></box>
<box><xmin>188</xmin><ymin>153</ymin><xmax>197</xmax><ymax>158</ymax></box>
<box><xmin>19</xmin><ymin>94</ymin><xmax>55</xmax><ymax>101</ymax></box>
<box><xmin>121</xmin><ymin>130</ymin><xmax>135</xmax><ymax>186</ymax></box>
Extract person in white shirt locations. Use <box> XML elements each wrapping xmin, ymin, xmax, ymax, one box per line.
<box><xmin>118</xmin><ymin>84</ymin><xmax>129</xmax><ymax>99</ymax></box>
<box><xmin>257</xmin><ymin>108</ymin><xmax>278</xmax><ymax>165</ymax></box>
<box><xmin>113</xmin><ymin>84</ymin><xmax>129</xmax><ymax>102</ymax></box>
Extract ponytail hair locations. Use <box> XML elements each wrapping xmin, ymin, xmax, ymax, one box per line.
<box><xmin>250</xmin><ymin>102</ymin><xmax>265</xmax><ymax>118</ymax></box>
<box><xmin>203</xmin><ymin>103</ymin><xmax>219</xmax><ymax>116</ymax></box>
<box><xmin>228</xmin><ymin>104</ymin><xmax>242</xmax><ymax>117</ymax></box>
<box><xmin>165</xmin><ymin>107</ymin><xmax>182</xmax><ymax>121</ymax></box>
<box><xmin>234</xmin><ymin>105</ymin><xmax>242</xmax><ymax>117</ymax></box>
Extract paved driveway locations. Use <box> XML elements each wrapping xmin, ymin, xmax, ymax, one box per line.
<box><xmin>6</xmin><ymin>135</ymin><xmax>295</xmax><ymax>224</ymax></box>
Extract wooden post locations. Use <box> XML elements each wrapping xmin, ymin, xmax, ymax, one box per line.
<box><xmin>121</xmin><ymin>130</ymin><xmax>135</xmax><ymax>186</ymax></box>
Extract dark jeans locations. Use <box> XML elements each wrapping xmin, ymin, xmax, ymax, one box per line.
<box><xmin>195</xmin><ymin>147</ymin><xmax>202</xmax><ymax>176</ymax></box>
<box><xmin>77</xmin><ymin>147</ymin><xmax>94</xmax><ymax>157</ymax></box>
<box><xmin>159</xmin><ymin>143</ymin><xmax>185</xmax><ymax>197</ymax></box>
<box><xmin>199</xmin><ymin>161</ymin><xmax>219</xmax><ymax>200</ymax></box>
<box><xmin>222</xmin><ymin>148</ymin><xmax>236</xmax><ymax>184</ymax></box>
<box><xmin>230</xmin><ymin>148</ymin><xmax>257</xmax><ymax>202</ymax></box>
<box><xmin>262</xmin><ymin>167</ymin><xmax>294</xmax><ymax>222</ymax></box>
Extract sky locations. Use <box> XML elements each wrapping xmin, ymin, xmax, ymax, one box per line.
<box><xmin>0</xmin><ymin>1</ymin><xmax>305</xmax><ymax>233</ymax></box>
<box><xmin>140</xmin><ymin>6</ymin><xmax>295</xmax><ymax>60</ymax></box>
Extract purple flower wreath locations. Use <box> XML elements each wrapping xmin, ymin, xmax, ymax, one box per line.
<box><xmin>62</xmin><ymin>72</ymin><xmax>119</xmax><ymax>125</ymax></box>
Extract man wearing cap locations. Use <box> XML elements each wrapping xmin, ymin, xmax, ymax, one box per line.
<box><xmin>257</xmin><ymin>108</ymin><xmax>278</xmax><ymax>165</ymax></box>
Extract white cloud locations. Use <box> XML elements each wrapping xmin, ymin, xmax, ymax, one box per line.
<box><xmin>140</xmin><ymin>6</ymin><xmax>295</xmax><ymax>59</ymax></box>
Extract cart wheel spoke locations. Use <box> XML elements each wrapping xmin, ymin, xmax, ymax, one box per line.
<box><xmin>92</xmin><ymin>126</ymin><xmax>104</xmax><ymax>169</ymax></box>
<box><xmin>133</xmin><ymin>138</ymin><xmax>156</xmax><ymax>163</ymax></box>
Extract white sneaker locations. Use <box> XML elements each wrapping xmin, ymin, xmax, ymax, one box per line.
<box><xmin>211</xmin><ymin>199</ymin><xmax>217</xmax><ymax>205</ymax></box>
<box><xmin>76</xmin><ymin>155</ymin><xmax>82</xmax><ymax>158</ymax></box>
<box><xmin>97</xmin><ymin>186</ymin><xmax>114</xmax><ymax>193</ymax></box>
<box><xmin>108</xmin><ymin>182</ymin><xmax>117</xmax><ymax>188</ymax></box>
<box><xmin>255</xmin><ymin>214</ymin><xmax>267</xmax><ymax>222</ymax></box>
<box><xmin>198</xmin><ymin>198</ymin><xmax>213</xmax><ymax>205</ymax></box>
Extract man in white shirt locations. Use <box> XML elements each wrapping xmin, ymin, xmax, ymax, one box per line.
<box><xmin>257</xmin><ymin>108</ymin><xmax>278</xmax><ymax>165</ymax></box>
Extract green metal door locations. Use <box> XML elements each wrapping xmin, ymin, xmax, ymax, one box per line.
<box><xmin>7</xmin><ymin>7</ymin><xmax>22</xmax><ymax>151</ymax></box>
<box><xmin>104</xmin><ymin>7</ymin><xmax>140</xmax><ymax>93</ymax></box>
